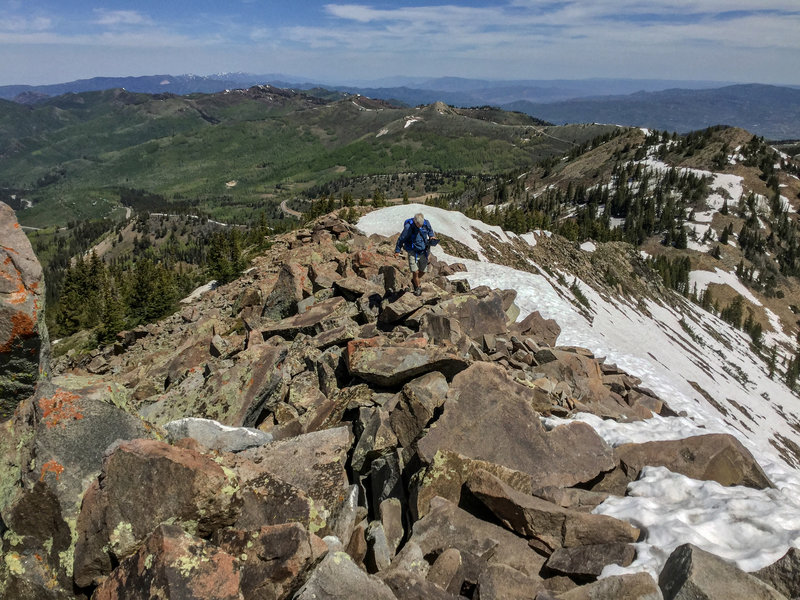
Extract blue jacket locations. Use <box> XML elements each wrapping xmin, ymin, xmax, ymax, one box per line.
<box><xmin>395</xmin><ymin>218</ymin><xmax>435</xmax><ymax>256</ymax></box>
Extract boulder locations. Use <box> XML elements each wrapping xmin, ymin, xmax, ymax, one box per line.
<box><xmin>388</xmin><ymin>371</ymin><xmax>449</xmax><ymax>448</ymax></box>
<box><xmin>0</xmin><ymin>201</ymin><xmax>48</xmax><ymax>419</ymax></box>
<box><xmin>0</xmin><ymin>481</ymin><xmax>74</xmax><ymax>598</ymax></box>
<box><xmin>334</xmin><ymin>276</ymin><xmax>383</xmax><ymax>301</ymax></box>
<box><xmin>409</xmin><ymin>496</ymin><xmax>547</xmax><ymax>584</ymax></box>
<box><xmin>435</xmin><ymin>291</ymin><xmax>509</xmax><ymax>341</ymax></box>
<box><xmin>263</xmin><ymin>262</ymin><xmax>311</xmax><ymax>321</ymax></box>
<box><xmin>417</xmin><ymin>363</ymin><xmax>615</xmax><ymax>488</ymax></box>
<box><xmin>92</xmin><ymin>524</ymin><xmax>241</xmax><ymax>600</ymax></box>
<box><xmin>214</xmin><ymin>523</ymin><xmax>327</xmax><ymax>599</ymax></box>
<box><xmin>753</xmin><ymin>547</ymin><xmax>800</xmax><ymax>599</ymax></box>
<box><xmin>616</xmin><ymin>434</ymin><xmax>773</xmax><ymax>489</ymax></box>
<box><xmin>235</xmin><ymin>427</ymin><xmax>352</xmax><ymax>534</ymax></box>
<box><xmin>381</xmin><ymin>569</ymin><xmax>461</xmax><ymax>600</ymax></box>
<box><xmin>513</xmin><ymin>311</ymin><xmax>561</xmax><ymax>347</ymax></box>
<box><xmin>544</xmin><ymin>543</ymin><xmax>636</xmax><ymax>579</ymax></box>
<box><xmin>379</xmin><ymin>288</ymin><xmax>442</xmax><ymax>325</ymax></box>
<box><xmin>73</xmin><ymin>439</ymin><xmax>241</xmax><ymax>587</ymax></box>
<box><xmin>348</xmin><ymin>344</ymin><xmax>469</xmax><ymax>387</ymax></box>
<box><xmin>231</xmin><ymin>471</ymin><xmax>322</xmax><ymax>534</ymax></box>
<box><xmin>659</xmin><ymin>543</ymin><xmax>787</xmax><ymax>600</ymax></box>
<box><xmin>164</xmin><ymin>417</ymin><xmax>272</xmax><ymax>452</ymax></box>
<box><xmin>559</xmin><ymin>572</ymin><xmax>662</xmax><ymax>600</ymax></box>
<box><xmin>419</xmin><ymin>313</ymin><xmax>463</xmax><ymax>346</ymax></box>
<box><xmin>466</xmin><ymin>469</ymin><xmax>640</xmax><ymax>551</ymax></box>
<box><xmin>427</xmin><ymin>547</ymin><xmax>463</xmax><ymax>593</ymax></box>
<box><xmin>352</xmin><ymin>409</ymin><xmax>398</xmax><ymax>473</ymax></box>
<box><xmin>140</xmin><ymin>343</ymin><xmax>287</xmax><ymax>427</ymax></box>
<box><xmin>261</xmin><ymin>296</ymin><xmax>351</xmax><ymax>339</ymax></box>
<box><xmin>294</xmin><ymin>550</ymin><xmax>397</xmax><ymax>600</ymax></box>
<box><xmin>476</xmin><ymin>563</ymin><xmax>547</xmax><ymax>600</ymax></box>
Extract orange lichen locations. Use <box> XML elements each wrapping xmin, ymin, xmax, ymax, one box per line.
<box><xmin>39</xmin><ymin>460</ymin><xmax>64</xmax><ymax>481</ymax></box>
<box><xmin>40</xmin><ymin>389</ymin><xmax>83</xmax><ymax>428</ymax></box>
<box><xmin>0</xmin><ymin>311</ymin><xmax>36</xmax><ymax>353</ymax></box>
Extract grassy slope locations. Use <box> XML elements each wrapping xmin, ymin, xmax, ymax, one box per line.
<box><xmin>1</xmin><ymin>88</ymin><xmax>617</xmax><ymax>227</ymax></box>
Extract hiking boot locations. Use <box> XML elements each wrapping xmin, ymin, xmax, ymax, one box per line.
<box><xmin>414</xmin><ymin>287</ymin><xmax>422</xmax><ymax>296</ymax></box>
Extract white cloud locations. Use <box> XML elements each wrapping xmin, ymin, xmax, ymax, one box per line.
<box><xmin>93</xmin><ymin>10</ymin><xmax>154</xmax><ymax>27</ymax></box>
<box><xmin>0</xmin><ymin>15</ymin><xmax>53</xmax><ymax>32</ymax></box>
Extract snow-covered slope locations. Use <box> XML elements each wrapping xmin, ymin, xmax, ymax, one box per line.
<box><xmin>358</xmin><ymin>203</ymin><xmax>800</xmax><ymax>578</ymax></box>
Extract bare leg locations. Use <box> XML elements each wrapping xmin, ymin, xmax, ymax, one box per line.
<box><xmin>412</xmin><ymin>271</ymin><xmax>421</xmax><ymax>289</ymax></box>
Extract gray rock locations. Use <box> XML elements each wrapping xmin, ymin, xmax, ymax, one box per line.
<box><xmin>366</xmin><ymin>520</ymin><xmax>393</xmax><ymax>573</ymax></box>
<box><xmin>164</xmin><ymin>417</ymin><xmax>272</xmax><ymax>452</ymax></box>
<box><xmin>262</xmin><ymin>262</ymin><xmax>310</xmax><ymax>322</ymax></box>
<box><xmin>659</xmin><ymin>543</ymin><xmax>787</xmax><ymax>600</ymax></box>
<box><xmin>294</xmin><ymin>550</ymin><xmax>398</xmax><ymax>600</ymax></box>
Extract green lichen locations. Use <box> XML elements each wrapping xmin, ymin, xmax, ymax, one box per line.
<box><xmin>58</xmin><ymin>515</ymin><xmax>78</xmax><ymax>578</ymax></box>
<box><xmin>144</xmin><ymin>553</ymin><xmax>154</xmax><ymax>570</ymax></box>
<box><xmin>4</xmin><ymin>552</ymin><xmax>24</xmax><ymax>576</ymax></box>
<box><xmin>307</xmin><ymin>500</ymin><xmax>327</xmax><ymax>535</ymax></box>
<box><xmin>174</xmin><ymin>548</ymin><xmax>209</xmax><ymax>577</ymax></box>
<box><xmin>108</xmin><ymin>521</ymin><xmax>135</xmax><ymax>556</ymax></box>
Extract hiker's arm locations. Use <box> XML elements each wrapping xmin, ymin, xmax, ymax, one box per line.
<box><xmin>395</xmin><ymin>223</ymin><xmax>411</xmax><ymax>254</ymax></box>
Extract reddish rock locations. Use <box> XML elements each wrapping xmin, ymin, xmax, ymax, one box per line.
<box><xmin>560</xmin><ymin>572</ymin><xmax>661</xmax><ymax>600</ymax></box>
<box><xmin>614</xmin><ymin>433</ymin><xmax>773</xmax><ymax>489</ymax></box>
<box><xmin>348</xmin><ymin>344</ymin><xmax>469</xmax><ymax>387</ymax></box>
<box><xmin>234</xmin><ymin>427</ymin><xmax>352</xmax><ymax>535</ymax></box>
<box><xmin>435</xmin><ymin>290</ymin><xmax>509</xmax><ymax>341</ymax></box>
<box><xmin>93</xmin><ymin>524</ymin><xmax>242</xmax><ymax>600</ymax></box>
<box><xmin>261</xmin><ymin>296</ymin><xmax>350</xmax><ymax>339</ymax></box>
<box><xmin>466</xmin><ymin>469</ymin><xmax>640</xmax><ymax>551</ymax></box>
<box><xmin>214</xmin><ymin>523</ymin><xmax>327</xmax><ymax>599</ymax></box>
<box><xmin>0</xmin><ymin>201</ymin><xmax>48</xmax><ymax>419</ymax></box>
<box><xmin>513</xmin><ymin>311</ymin><xmax>561</xmax><ymax>347</ymax></box>
<box><xmin>417</xmin><ymin>363</ymin><xmax>615</xmax><ymax>489</ymax></box>
<box><xmin>409</xmin><ymin>496</ymin><xmax>546</xmax><ymax>585</ymax></box>
<box><xmin>544</xmin><ymin>543</ymin><xmax>636</xmax><ymax>579</ymax></box>
<box><xmin>73</xmin><ymin>439</ymin><xmax>241</xmax><ymax>587</ymax></box>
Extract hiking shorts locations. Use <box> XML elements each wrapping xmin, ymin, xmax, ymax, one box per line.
<box><xmin>408</xmin><ymin>252</ymin><xmax>429</xmax><ymax>273</ymax></box>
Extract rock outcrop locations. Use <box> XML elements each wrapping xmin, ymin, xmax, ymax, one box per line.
<box><xmin>0</xmin><ymin>209</ymin><xmax>780</xmax><ymax>599</ymax></box>
<box><xmin>0</xmin><ymin>202</ymin><xmax>48</xmax><ymax>419</ymax></box>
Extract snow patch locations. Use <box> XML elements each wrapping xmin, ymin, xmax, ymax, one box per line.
<box><xmin>180</xmin><ymin>280</ymin><xmax>218</xmax><ymax>304</ymax></box>
<box><xmin>580</xmin><ymin>241</ymin><xmax>597</xmax><ymax>252</ymax></box>
<box><xmin>690</xmin><ymin>268</ymin><xmax>762</xmax><ymax>306</ymax></box>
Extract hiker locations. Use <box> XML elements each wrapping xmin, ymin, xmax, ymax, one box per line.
<box><xmin>394</xmin><ymin>212</ymin><xmax>437</xmax><ymax>296</ymax></box>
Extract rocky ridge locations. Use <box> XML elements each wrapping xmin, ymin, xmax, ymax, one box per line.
<box><xmin>0</xmin><ymin>203</ymin><xmax>795</xmax><ymax>599</ymax></box>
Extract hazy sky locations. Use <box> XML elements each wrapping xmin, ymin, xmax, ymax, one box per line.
<box><xmin>2</xmin><ymin>1</ymin><xmax>798</xmax><ymax>86</ymax></box>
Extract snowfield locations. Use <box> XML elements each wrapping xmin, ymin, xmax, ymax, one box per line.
<box><xmin>359</xmin><ymin>204</ymin><xmax>800</xmax><ymax>579</ymax></box>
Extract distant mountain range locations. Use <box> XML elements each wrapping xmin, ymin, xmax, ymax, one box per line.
<box><xmin>504</xmin><ymin>84</ymin><xmax>800</xmax><ymax>141</ymax></box>
<box><xmin>2</xmin><ymin>73</ymin><xmax>799</xmax><ymax>139</ymax></box>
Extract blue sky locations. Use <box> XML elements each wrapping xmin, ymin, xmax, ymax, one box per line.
<box><xmin>1</xmin><ymin>1</ymin><xmax>798</xmax><ymax>86</ymax></box>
